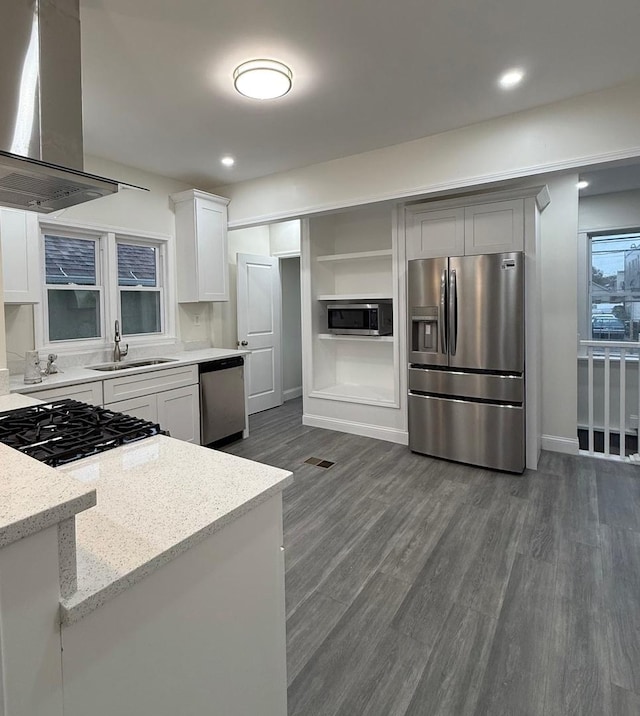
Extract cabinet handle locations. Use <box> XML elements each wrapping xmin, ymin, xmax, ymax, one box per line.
<box><xmin>238</xmin><ymin>340</ymin><xmax>248</xmax><ymax>347</ymax></box>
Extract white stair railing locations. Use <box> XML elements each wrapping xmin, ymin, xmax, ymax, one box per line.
<box><xmin>580</xmin><ymin>340</ymin><xmax>640</xmax><ymax>459</ymax></box>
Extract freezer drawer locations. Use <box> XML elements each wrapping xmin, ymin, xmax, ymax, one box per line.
<box><xmin>408</xmin><ymin>367</ymin><xmax>523</xmax><ymax>403</ymax></box>
<box><xmin>408</xmin><ymin>393</ymin><xmax>525</xmax><ymax>473</ymax></box>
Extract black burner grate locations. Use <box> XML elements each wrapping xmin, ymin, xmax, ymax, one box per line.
<box><xmin>0</xmin><ymin>398</ymin><xmax>166</xmax><ymax>466</ymax></box>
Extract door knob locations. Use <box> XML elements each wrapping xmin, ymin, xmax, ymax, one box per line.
<box><xmin>240</xmin><ymin>340</ymin><xmax>248</xmax><ymax>346</ymax></box>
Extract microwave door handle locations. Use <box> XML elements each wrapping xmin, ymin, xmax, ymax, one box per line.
<box><xmin>440</xmin><ymin>269</ymin><xmax>448</xmax><ymax>353</ymax></box>
<box><xmin>449</xmin><ymin>269</ymin><xmax>458</xmax><ymax>356</ymax></box>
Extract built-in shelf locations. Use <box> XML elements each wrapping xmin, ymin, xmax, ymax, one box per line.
<box><xmin>316</xmin><ymin>249</ymin><xmax>393</xmax><ymax>262</ymax></box>
<box><xmin>317</xmin><ymin>333</ymin><xmax>394</xmax><ymax>342</ymax></box>
<box><xmin>316</xmin><ymin>293</ymin><xmax>393</xmax><ymax>301</ymax></box>
<box><xmin>310</xmin><ymin>383</ymin><xmax>396</xmax><ymax>406</ymax></box>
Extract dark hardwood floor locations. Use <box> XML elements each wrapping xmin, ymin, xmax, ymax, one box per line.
<box><xmin>222</xmin><ymin>398</ymin><xmax>640</xmax><ymax>716</ymax></box>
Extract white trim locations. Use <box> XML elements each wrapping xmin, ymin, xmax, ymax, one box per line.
<box><xmin>541</xmin><ymin>434</ymin><xmax>580</xmax><ymax>454</ymax></box>
<box><xmin>283</xmin><ymin>387</ymin><xmax>302</xmax><ymax>401</ymax></box>
<box><xmin>272</xmin><ymin>250</ymin><xmax>300</xmax><ymax>258</ymax></box>
<box><xmin>170</xmin><ymin>188</ymin><xmax>230</xmax><ymax>206</ymax></box>
<box><xmin>403</xmin><ymin>185</ymin><xmax>550</xmax><ymax>214</ymax></box>
<box><xmin>41</xmin><ymin>216</ymin><xmax>171</xmax><ymax>243</ymax></box>
<box><xmin>227</xmin><ymin>147</ymin><xmax>640</xmax><ymax>230</ymax></box>
<box><xmin>302</xmin><ymin>413</ymin><xmax>409</xmax><ymax>445</ymax></box>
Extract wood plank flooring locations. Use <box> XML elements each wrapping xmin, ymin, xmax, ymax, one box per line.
<box><xmin>222</xmin><ymin>399</ymin><xmax>640</xmax><ymax>716</ymax></box>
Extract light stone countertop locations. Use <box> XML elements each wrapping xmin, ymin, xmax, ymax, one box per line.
<box><xmin>0</xmin><ymin>393</ymin><xmax>96</xmax><ymax>550</ymax></box>
<box><xmin>9</xmin><ymin>347</ymin><xmax>249</xmax><ymax>394</ymax></box>
<box><xmin>57</xmin><ymin>434</ymin><xmax>293</xmax><ymax>624</ymax></box>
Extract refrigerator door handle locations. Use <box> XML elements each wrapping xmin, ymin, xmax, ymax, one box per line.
<box><xmin>449</xmin><ymin>269</ymin><xmax>458</xmax><ymax>356</ymax></box>
<box><xmin>439</xmin><ymin>269</ymin><xmax>448</xmax><ymax>353</ymax></box>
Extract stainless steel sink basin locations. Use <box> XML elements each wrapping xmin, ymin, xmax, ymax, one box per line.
<box><xmin>89</xmin><ymin>358</ymin><xmax>178</xmax><ymax>372</ymax></box>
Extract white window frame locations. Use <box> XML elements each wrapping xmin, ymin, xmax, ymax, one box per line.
<box><xmin>112</xmin><ymin>235</ymin><xmax>167</xmax><ymax>339</ymax></box>
<box><xmin>35</xmin><ymin>218</ymin><xmax>176</xmax><ymax>354</ymax></box>
<box><xmin>578</xmin><ymin>224</ymin><xmax>640</xmax><ymax>355</ymax></box>
<box><xmin>39</xmin><ymin>226</ymin><xmax>107</xmax><ymax>350</ymax></box>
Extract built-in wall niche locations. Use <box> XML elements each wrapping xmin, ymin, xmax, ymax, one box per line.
<box><xmin>310</xmin><ymin>337</ymin><xmax>395</xmax><ymax>405</ymax></box>
<box><xmin>303</xmin><ymin>203</ymin><xmax>400</xmax><ymax>411</ymax></box>
<box><xmin>309</xmin><ymin>207</ymin><xmax>393</xmax><ymax>300</ymax></box>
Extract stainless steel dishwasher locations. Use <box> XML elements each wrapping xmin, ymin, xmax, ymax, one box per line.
<box><xmin>199</xmin><ymin>356</ymin><xmax>246</xmax><ymax>445</ymax></box>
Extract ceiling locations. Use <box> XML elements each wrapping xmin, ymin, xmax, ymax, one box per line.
<box><xmin>79</xmin><ymin>0</ymin><xmax>640</xmax><ymax>187</ymax></box>
<box><xmin>579</xmin><ymin>163</ymin><xmax>640</xmax><ymax>197</ymax></box>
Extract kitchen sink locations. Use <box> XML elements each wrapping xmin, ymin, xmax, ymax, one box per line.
<box><xmin>88</xmin><ymin>358</ymin><xmax>178</xmax><ymax>372</ymax></box>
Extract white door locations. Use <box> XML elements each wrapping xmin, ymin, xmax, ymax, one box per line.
<box><xmin>237</xmin><ymin>253</ymin><xmax>282</xmax><ymax>414</ymax></box>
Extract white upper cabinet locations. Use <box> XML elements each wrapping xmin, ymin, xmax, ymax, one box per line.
<box><xmin>0</xmin><ymin>208</ymin><xmax>41</xmax><ymax>304</ymax></box>
<box><xmin>171</xmin><ymin>189</ymin><xmax>230</xmax><ymax>302</ymax></box>
<box><xmin>405</xmin><ymin>206</ymin><xmax>465</xmax><ymax>259</ymax></box>
<box><xmin>405</xmin><ymin>197</ymin><xmax>525</xmax><ymax>259</ymax></box>
<box><xmin>464</xmin><ymin>199</ymin><xmax>524</xmax><ymax>255</ymax></box>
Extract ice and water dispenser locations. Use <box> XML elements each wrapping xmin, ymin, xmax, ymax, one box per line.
<box><xmin>411</xmin><ymin>306</ymin><xmax>440</xmax><ymax>354</ymax></box>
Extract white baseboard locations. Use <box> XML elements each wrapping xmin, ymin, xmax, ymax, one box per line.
<box><xmin>283</xmin><ymin>386</ymin><xmax>303</xmax><ymax>402</ymax></box>
<box><xmin>303</xmin><ymin>413</ymin><xmax>409</xmax><ymax>445</ymax></box>
<box><xmin>541</xmin><ymin>434</ymin><xmax>580</xmax><ymax>455</ymax></box>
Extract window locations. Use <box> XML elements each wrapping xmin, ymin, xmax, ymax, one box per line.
<box><xmin>117</xmin><ymin>242</ymin><xmax>163</xmax><ymax>335</ymax></box>
<box><xmin>39</xmin><ymin>223</ymin><xmax>172</xmax><ymax>349</ymax></box>
<box><xmin>589</xmin><ymin>231</ymin><xmax>640</xmax><ymax>342</ymax></box>
<box><xmin>44</xmin><ymin>234</ymin><xmax>103</xmax><ymax>342</ymax></box>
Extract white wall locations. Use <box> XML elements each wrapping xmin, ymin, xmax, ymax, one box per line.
<box><xmin>280</xmin><ymin>258</ymin><xmax>302</xmax><ymax>398</ymax></box>
<box><xmin>218</xmin><ymin>80</ymin><xmax>640</xmax><ymax>228</ymax></box>
<box><xmin>3</xmin><ymin>157</ymin><xmax>216</xmax><ymax>370</ymax></box>
<box><xmin>579</xmin><ymin>188</ymin><xmax>640</xmax><ymax>231</ymax></box>
<box><xmin>538</xmin><ymin>173</ymin><xmax>580</xmax><ymax>445</ymax></box>
<box><xmin>270</xmin><ymin>221</ymin><xmax>301</xmax><ymax>256</ymax></box>
<box><xmin>212</xmin><ymin>226</ymin><xmax>271</xmax><ymax>350</ymax></box>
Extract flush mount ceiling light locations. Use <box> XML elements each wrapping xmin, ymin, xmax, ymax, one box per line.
<box><xmin>221</xmin><ymin>155</ymin><xmax>235</xmax><ymax>167</ymax></box>
<box><xmin>498</xmin><ymin>68</ymin><xmax>525</xmax><ymax>89</ymax></box>
<box><xmin>233</xmin><ymin>59</ymin><xmax>292</xmax><ymax>100</ymax></box>
<box><xmin>577</xmin><ymin>180</ymin><xmax>589</xmax><ymax>190</ymax></box>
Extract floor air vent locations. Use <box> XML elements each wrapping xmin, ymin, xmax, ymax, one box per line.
<box><xmin>304</xmin><ymin>457</ymin><xmax>335</xmax><ymax>469</ymax></box>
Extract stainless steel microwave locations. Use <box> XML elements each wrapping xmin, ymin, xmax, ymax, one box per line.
<box><xmin>327</xmin><ymin>302</ymin><xmax>393</xmax><ymax>336</ymax></box>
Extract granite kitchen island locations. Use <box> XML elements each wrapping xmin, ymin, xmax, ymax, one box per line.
<box><xmin>0</xmin><ymin>393</ymin><xmax>292</xmax><ymax>716</ymax></box>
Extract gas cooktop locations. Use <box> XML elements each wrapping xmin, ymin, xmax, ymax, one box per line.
<box><xmin>0</xmin><ymin>399</ymin><xmax>166</xmax><ymax>467</ymax></box>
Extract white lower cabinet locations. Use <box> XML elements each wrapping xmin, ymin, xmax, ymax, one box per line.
<box><xmin>26</xmin><ymin>381</ymin><xmax>104</xmax><ymax>406</ymax></box>
<box><xmin>103</xmin><ymin>366</ymin><xmax>200</xmax><ymax>444</ymax></box>
<box><xmin>105</xmin><ymin>394</ymin><xmax>159</xmax><ymax>424</ymax></box>
<box><xmin>156</xmin><ymin>385</ymin><xmax>200</xmax><ymax>443</ymax></box>
<box><xmin>23</xmin><ymin>365</ymin><xmax>203</xmax><ymax>444</ymax></box>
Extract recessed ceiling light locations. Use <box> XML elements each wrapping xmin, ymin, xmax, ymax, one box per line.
<box><xmin>577</xmin><ymin>180</ymin><xmax>589</xmax><ymax>190</ymax></box>
<box><xmin>233</xmin><ymin>59</ymin><xmax>292</xmax><ymax>100</ymax></box>
<box><xmin>498</xmin><ymin>68</ymin><xmax>525</xmax><ymax>89</ymax></box>
<box><xmin>221</xmin><ymin>156</ymin><xmax>235</xmax><ymax>167</ymax></box>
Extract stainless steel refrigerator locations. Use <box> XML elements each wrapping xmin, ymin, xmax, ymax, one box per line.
<box><xmin>408</xmin><ymin>252</ymin><xmax>525</xmax><ymax>473</ymax></box>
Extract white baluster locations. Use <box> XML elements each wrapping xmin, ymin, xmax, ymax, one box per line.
<box><xmin>588</xmin><ymin>346</ymin><xmax>594</xmax><ymax>454</ymax></box>
<box><xmin>604</xmin><ymin>347</ymin><xmax>610</xmax><ymax>457</ymax></box>
<box><xmin>620</xmin><ymin>348</ymin><xmax>626</xmax><ymax>459</ymax></box>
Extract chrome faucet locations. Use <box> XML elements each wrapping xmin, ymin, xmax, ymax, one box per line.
<box><xmin>113</xmin><ymin>320</ymin><xmax>129</xmax><ymax>362</ymax></box>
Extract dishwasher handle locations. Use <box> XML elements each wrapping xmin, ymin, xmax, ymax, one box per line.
<box><xmin>199</xmin><ymin>356</ymin><xmax>244</xmax><ymax>373</ymax></box>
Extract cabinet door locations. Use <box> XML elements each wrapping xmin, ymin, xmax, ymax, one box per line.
<box><xmin>1</xmin><ymin>209</ymin><xmax>41</xmax><ymax>303</ymax></box>
<box><xmin>156</xmin><ymin>384</ymin><xmax>200</xmax><ymax>443</ymax></box>
<box><xmin>105</xmin><ymin>395</ymin><xmax>159</xmax><ymax>423</ymax></box>
<box><xmin>464</xmin><ymin>199</ymin><xmax>524</xmax><ymax>255</ymax></box>
<box><xmin>102</xmin><ymin>365</ymin><xmax>198</xmax><ymax>404</ymax></box>
<box><xmin>405</xmin><ymin>207</ymin><xmax>465</xmax><ymax>259</ymax></box>
<box><xmin>195</xmin><ymin>198</ymin><xmax>228</xmax><ymax>302</ymax></box>
<box><xmin>27</xmin><ymin>381</ymin><xmax>104</xmax><ymax>406</ymax></box>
